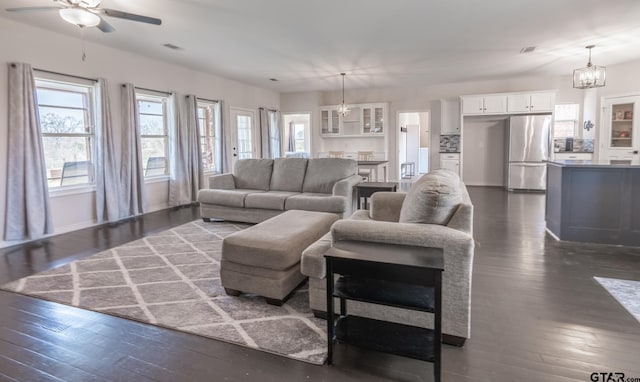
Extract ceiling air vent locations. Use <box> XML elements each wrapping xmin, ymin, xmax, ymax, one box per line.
<box><xmin>520</xmin><ymin>46</ymin><xmax>536</xmax><ymax>54</ymax></box>
<box><xmin>163</xmin><ymin>43</ymin><xmax>183</xmax><ymax>51</ymax></box>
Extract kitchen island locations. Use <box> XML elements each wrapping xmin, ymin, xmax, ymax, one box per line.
<box><xmin>546</xmin><ymin>159</ymin><xmax>640</xmax><ymax>246</ymax></box>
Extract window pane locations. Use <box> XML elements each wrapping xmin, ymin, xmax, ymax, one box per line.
<box><xmin>555</xmin><ymin>104</ymin><xmax>579</xmax><ymax>120</ymax></box>
<box><xmin>200</xmin><ymin>136</ymin><xmax>215</xmax><ymax>170</ymax></box>
<box><xmin>138</xmin><ymin>100</ymin><xmax>163</xmax><ymax>115</ymax></box>
<box><xmin>139</xmin><ymin>114</ymin><xmax>165</xmax><ymax>135</ymax></box>
<box><xmin>37</xmin><ymin>88</ymin><xmax>86</xmax><ymax>108</ymax></box>
<box><xmin>39</xmin><ymin>107</ymin><xmax>89</xmax><ymax>134</ymax></box>
<box><xmin>42</xmin><ymin>136</ymin><xmax>92</xmax><ymax>186</ymax></box>
<box><xmin>141</xmin><ymin>137</ymin><xmax>167</xmax><ymax>176</ymax></box>
<box><xmin>554</xmin><ymin>121</ymin><xmax>576</xmax><ymax>138</ymax></box>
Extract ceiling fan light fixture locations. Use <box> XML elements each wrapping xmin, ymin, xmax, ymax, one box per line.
<box><xmin>59</xmin><ymin>8</ymin><xmax>101</xmax><ymax>27</ymax></box>
<box><xmin>573</xmin><ymin>45</ymin><xmax>606</xmax><ymax>89</ymax></box>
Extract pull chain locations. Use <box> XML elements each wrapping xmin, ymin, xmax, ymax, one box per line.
<box><xmin>80</xmin><ymin>26</ymin><xmax>87</xmax><ymax>61</ymax></box>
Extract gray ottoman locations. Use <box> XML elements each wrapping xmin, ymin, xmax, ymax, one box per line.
<box><xmin>221</xmin><ymin>210</ymin><xmax>339</xmax><ymax>305</ymax></box>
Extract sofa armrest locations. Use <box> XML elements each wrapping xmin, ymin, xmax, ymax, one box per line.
<box><xmin>208</xmin><ymin>173</ymin><xmax>236</xmax><ymax>189</ymax></box>
<box><xmin>332</xmin><ymin>174</ymin><xmax>362</xmax><ymax>217</ymax></box>
<box><xmin>331</xmin><ymin>219</ymin><xmax>474</xmax><ymax>251</ymax></box>
<box><xmin>369</xmin><ymin>192</ymin><xmax>406</xmax><ymax>222</ymax></box>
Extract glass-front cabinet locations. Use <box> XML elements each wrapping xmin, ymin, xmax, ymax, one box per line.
<box><xmin>320</xmin><ymin>103</ymin><xmax>387</xmax><ymax>137</ymax></box>
<box><xmin>601</xmin><ymin>95</ymin><xmax>640</xmax><ymax>160</ymax></box>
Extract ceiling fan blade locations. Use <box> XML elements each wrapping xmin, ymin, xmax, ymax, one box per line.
<box><xmin>96</xmin><ymin>16</ymin><xmax>114</xmax><ymax>33</ymax></box>
<box><xmin>5</xmin><ymin>6</ymin><xmax>60</xmax><ymax>13</ymax></box>
<box><xmin>102</xmin><ymin>8</ymin><xmax>161</xmax><ymax>25</ymax></box>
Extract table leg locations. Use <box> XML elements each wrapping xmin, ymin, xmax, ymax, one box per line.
<box><xmin>357</xmin><ymin>189</ymin><xmax>361</xmax><ymax>210</ymax></box>
<box><xmin>326</xmin><ymin>260</ymin><xmax>335</xmax><ymax>365</ymax></box>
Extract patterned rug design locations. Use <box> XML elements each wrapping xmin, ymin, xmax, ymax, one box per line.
<box><xmin>1</xmin><ymin>220</ymin><xmax>328</xmax><ymax>364</ymax></box>
<box><xmin>595</xmin><ymin>276</ymin><xmax>640</xmax><ymax>323</ymax></box>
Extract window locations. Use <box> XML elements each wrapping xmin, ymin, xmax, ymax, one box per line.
<box><xmin>197</xmin><ymin>100</ymin><xmax>221</xmax><ymax>173</ymax></box>
<box><xmin>293</xmin><ymin>123</ymin><xmax>306</xmax><ymax>152</ymax></box>
<box><xmin>136</xmin><ymin>93</ymin><xmax>168</xmax><ymax>177</ymax></box>
<box><xmin>553</xmin><ymin>104</ymin><xmax>580</xmax><ymax>138</ymax></box>
<box><xmin>36</xmin><ymin>78</ymin><xmax>96</xmax><ymax>188</ymax></box>
<box><xmin>236</xmin><ymin>115</ymin><xmax>253</xmax><ymax>159</ymax></box>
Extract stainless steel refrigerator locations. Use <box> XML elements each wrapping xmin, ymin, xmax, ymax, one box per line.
<box><xmin>507</xmin><ymin>115</ymin><xmax>551</xmax><ymax>191</ymax></box>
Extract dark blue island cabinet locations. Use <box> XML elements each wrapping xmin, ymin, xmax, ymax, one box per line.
<box><xmin>546</xmin><ymin>159</ymin><xmax>640</xmax><ymax>246</ymax></box>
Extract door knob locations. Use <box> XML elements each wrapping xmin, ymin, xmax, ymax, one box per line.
<box><xmin>633</xmin><ymin>150</ymin><xmax>639</xmax><ymax>154</ymax></box>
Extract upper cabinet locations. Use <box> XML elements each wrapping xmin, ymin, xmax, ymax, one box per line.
<box><xmin>441</xmin><ymin>99</ymin><xmax>461</xmax><ymax>134</ymax></box>
<box><xmin>507</xmin><ymin>92</ymin><xmax>555</xmax><ymax>113</ymax></box>
<box><xmin>462</xmin><ymin>91</ymin><xmax>556</xmax><ymax>116</ymax></box>
<box><xmin>320</xmin><ymin>103</ymin><xmax>387</xmax><ymax>137</ymax></box>
<box><xmin>600</xmin><ymin>95</ymin><xmax>640</xmax><ymax>160</ymax></box>
<box><xmin>461</xmin><ymin>95</ymin><xmax>507</xmax><ymax>115</ymax></box>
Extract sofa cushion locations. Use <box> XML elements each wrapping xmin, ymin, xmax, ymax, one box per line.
<box><xmin>197</xmin><ymin>189</ymin><xmax>264</xmax><ymax>208</ymax></box>
<box><xmin>285</xmin><ymin>193</ymin><xmax>345</xmax><ymax>213</ymax></box>
<box><xmin>270</xmin><ymin>158</ymin><xmax>308</xmax><ymax>192</ymax></box>
<box><xmin>398</xmin><ymin>169</ymin><xmax>462</xmax><ymax>225</ymax></box>
<box><xmin>233</xmin><ymin>159</ymin><xmax>274</xmax><ymax>191</ymax></box>
<box><xmin>302</xmin><ymin>158</ymin><xmax>357</xmax><ymax>194</ymax></box>
<box><xmin>244</xmin><ymin>191</ymin><xmax>298</xmax><ymax>210</ymax></box>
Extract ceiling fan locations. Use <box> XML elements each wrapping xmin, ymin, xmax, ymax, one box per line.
<box><xmin>5</xmin><ymin>0</ymin><xmax>162</xmax><ymax>33</ymax></box>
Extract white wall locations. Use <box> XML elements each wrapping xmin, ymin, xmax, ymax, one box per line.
<box><xmin>0</xmin><ymin>19</ymin><xmax>279</xmax><ymax>247</ymax></box>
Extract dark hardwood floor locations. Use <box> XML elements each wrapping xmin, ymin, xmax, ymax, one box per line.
<box><xmin>1</xmin><ymin>188</ymin><xmax>639</xmax><ymax>381</ymax></box>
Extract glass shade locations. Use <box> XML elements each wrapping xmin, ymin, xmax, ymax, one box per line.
<box><xmin>337</xmin><ymin>103</ymin><xmax>350</xmax><ymax>116</ymax></box>
<box><xmin>573</xmin><ymin>64</ymin><xmax>606</xmax><ymax>89</ymax></box>
<box><xmin>59</xmin><ymin>8</ymin><xmax>101</xmax><ymax>27</ymax></box>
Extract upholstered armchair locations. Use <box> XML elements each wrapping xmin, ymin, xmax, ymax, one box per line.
<box><xmin>301</xmin><ymin>169</ymin><xmax>475</xmax><ymax>346</ymax></box>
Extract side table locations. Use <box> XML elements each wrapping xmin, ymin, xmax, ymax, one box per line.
<box><xmin>355</xmin><ymin>182</ymin><xmax>398</xmax><ymax>210</ymax></box>
<box><xmin>324</xmin><ymin>240</ymin><xmax>444</xmax><ymax>382</ymax></box>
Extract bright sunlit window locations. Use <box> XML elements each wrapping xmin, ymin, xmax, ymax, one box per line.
<box><xmin>136</xmin><ymin>93</ymin><xmax>168</xmax><ymax>177</ymax></box>
<box><xmin>553</xmin><ymin>104</ymin><xmax>580</xmax><ymax>138</ymax></box>
<box><xmin>197</xmin><ymin>100</ymin><xmax>221</xmax><ymax>173</ymax></box>
<box><xmin>36</xmin><ymin>78</ymin><xmax>96</xmax><ymax>188</ymax></box>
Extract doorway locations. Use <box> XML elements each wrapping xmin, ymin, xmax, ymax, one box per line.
<box><xmin>398</xmin><ymin>111</ymin><xmax>430</xmax><ymax>181</ymax></box>
<box><xmin>229</xmin><ymin>107</ymin><xmax>256</xmax><ymax>167</ymax></box>
<box><xmin>282</xmin><ymin>113</ymin><xmax>312</xmax><ymax>156</ymax></box>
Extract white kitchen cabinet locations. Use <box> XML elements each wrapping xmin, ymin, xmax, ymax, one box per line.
<box><xmin>507</xmin><ymin>92</ymin><xmax>555</xmax><ymax>113</ymax></box>
<box><xmin>553</xmin><ymin>153</ymin><xmax>593</xmax><ymax>160</ymax></box>
<box><xmin>600</xmin><ymin>95</ymin><xmax>640</xmax><ymax>161</ymax></box>
<box><xmin>321</xmin><ymin>108</ymin><xmax>340</xmax><ymax>136</ymax></box>
<box><xmin>441</xmin><ymin>99</ymin><xmax>460</xmax><ymax>134</ymax></box>
<box><xmin>321</xmin><ymin>103</ymin><xmax>387</xmax><ymax>137</ymax></box>
<box><xmin>440</xmin><ymin>153</ymin><xmax>460</xmax><ymax>175</ymax></box>
<box><xmin>361</xmin><ymin>104</ymin><xmax>386</xmax><ymax>135</ymax></box>
<box><xmin>461</xmin><ymin>95</ymin><xmax>507</xmax><ymax>115</ymax></box>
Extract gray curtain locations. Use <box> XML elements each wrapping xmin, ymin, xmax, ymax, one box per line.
<box><xmin>169</xmin><ymin>94</ymin><xmax>201</xmax><ymax>206</ymax></box>
<box><xmin>95</xmin><ymin>79</ymin><xmax>120</xmax><ymax>223</ymax></box>
<box><xmin>288</xmin><ymin>121</ymin><xmax>295</xmax><ymax>152</ymax></box>
<box><xmin>119</xmin><ymin>83</ymin><xmax>145</xmax><ymax>218</ymax></box>
<box><xmin>4</xmin><ymin>62</ymin><xmax>53</xmax><ymax>240</ymax></box>
<box><xmin>219</xmin><ymin>100</ymin><xmax>229</xmax><ymax>173</ymax></box>
<box><xmin>259</xmin><ymin>108</ymin><xmax>281</xmax><ymax>159</ymax></box>
<box><xmin>269</xmin><ymin>109</ymin><xmax>281</xmax><ymax>158</ymax></box>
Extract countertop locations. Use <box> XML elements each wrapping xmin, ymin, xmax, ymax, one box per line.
<box><xmin>547</xmin><ymin>159</ymin><xmax>640</xmax><ymax>168</ymax></box>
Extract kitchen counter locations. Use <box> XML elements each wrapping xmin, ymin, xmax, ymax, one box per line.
<box><xmin>546</xmin><ymin>161</ymin><xmax>640</xmax><ymax>246</ymax></box>
<box><xmin>547</xmin><ymin>159</ymin><xmax>640</xmax><ymax>167</ymax></box>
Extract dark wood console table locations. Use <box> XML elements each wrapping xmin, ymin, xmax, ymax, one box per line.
<box><xmin>324</xmin><ymin>240</ymin><xmax>444</xmax><ymax>382</ymax></box>
<box><xmin>355</xmin><ymin>182</ymin><xmax>398</xmax><ymax>209</ymax></box>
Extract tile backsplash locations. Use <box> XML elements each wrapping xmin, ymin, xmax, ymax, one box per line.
<box><xmin>440</xmin><ymin>135</ymin><xmax>460</xmax><ymax>153</ymax></box>
<box><xmin>553</xmin><ymin>138</ymin><xmax>594</xmax><ymax>153</ymax></box>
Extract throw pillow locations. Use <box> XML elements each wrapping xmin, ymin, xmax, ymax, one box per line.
<box><xmin>398</xmin><ymin>169</ymin><xmax>462</xmax><ymax>225</ymax></box>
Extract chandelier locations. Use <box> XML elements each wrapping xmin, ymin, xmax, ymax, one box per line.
<box><xmin>573</xmin><ymin>45</ymin><xmax>606</xmax><ymax>89</ymax></box>
<box><xmin>337</xmin><ymin>73</ymin><xmax>350</xmax><ymax>116</ymax></box>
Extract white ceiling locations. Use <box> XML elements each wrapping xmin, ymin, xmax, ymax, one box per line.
<box><xmin>3</xmin><ymin>0</ymin><xmax>640</xmax><ymax>93</ymax></box>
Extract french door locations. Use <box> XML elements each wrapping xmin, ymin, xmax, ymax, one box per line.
<box><xmin>229</xmin><ymin>108</ymin><xmax>256</xmax><ymax>167</ymax></box>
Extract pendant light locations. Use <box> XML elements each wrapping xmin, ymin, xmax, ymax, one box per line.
<box><xmin>337</xmin><ymin>73</ymin><xmax>350</xmax><ymax>116</ymax></box>
<box><xmin>573</xmin><ymin>45</ymin><xmax>606</xmax><ymax>89</ymax></box>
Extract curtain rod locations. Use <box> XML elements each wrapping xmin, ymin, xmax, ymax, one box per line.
<box><xmin>195</xmin><ymin>96</ymin><xmax>220</xmax><ymax>104</ymax></box>
<box><xmin>133</xmin><ymin>86</ymin><xmax>172</xmax><ymax>96</ymax></box>
<box><xmin>33</xmin><ymin>68</ymin><xmax>97</xmax><ymax>83</ymax></box>
<box><xmin>259</xmin><ymin>107</ymin><xmax>279</xmax><ymax>112</ymax></box>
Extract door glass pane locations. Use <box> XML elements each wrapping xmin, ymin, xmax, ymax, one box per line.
<box><xmin>363</xmin><ymin>108</ymin><xmax>371</xmax><ymax>133</ymax></box>
<box><xmin>331</xmin><ymin>110</ymin><xmax>339</xmax><ymax>134</ymax></box>
<box><xmin>611</xmin><ymin>103</ymin><xmax>633</xmax><ymax>148</ymax></box>
<box><xmin>237</xmin><ymin>115</ymin><xmax>253</xmax><ymax>159</ymax></box>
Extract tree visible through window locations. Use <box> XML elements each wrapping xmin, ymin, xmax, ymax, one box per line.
<box><xmin>136</xmin><ymin>94</ymin><xmax>168</xmax><ymax>176</ymax></box>
<box><xmin>553</xmin><ymin>104</ymin><xmax>580</xmax><ymax>138</ymax></box>
<box><xmin>36</xmin><ymin>79</ymin><xmax>95</xmax><ymax>188</ymax></box>
<box><xmin>294</xmin><ymin>123</ymin><xmax>305</xmax><ymax>152</ymax></box>
<box><xmin>197</xmin><ymin>100</ymin><xmax>221</xmax><ymax>173</ymax></box>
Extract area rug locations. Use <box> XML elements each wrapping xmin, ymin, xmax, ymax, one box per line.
<box><xmin>1</xmin><ymin>220</ymin><xmax>328</xmax><ymax>364</ymax></box>
<box><xmin>595</xmin><ymin>276</ymin><xmax>640</xmax><ymax>323</ymax></box>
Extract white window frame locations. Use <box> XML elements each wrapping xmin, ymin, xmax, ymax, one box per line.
<box><xmin>197</xmin><ymin>99</ymin><xmax>222</xmax><ymax>174</ymax></box>
<box><xmin>35</xmin><ymin>76</ymin><xmax>97</xmax><ymax>192</ymax></box>
<box><xmin>136</xmin><ymin>90</ymin><xmax>169</xmax><ymax>178</ymax></box>
<box><xmin>553</xmin><ymin>103</ymin><xmax>580</xmax><ymax>139</ymax></box>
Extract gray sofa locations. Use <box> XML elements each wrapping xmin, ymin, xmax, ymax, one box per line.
<box><xmin>197</xmin><ymin>158</ymin><xmax>361</xmax><ymax>223</ymax></box>
<box><xmin>301</xmin><ymin>169</ymin><xmax>475</xmax><ymax>346</ymax></box>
